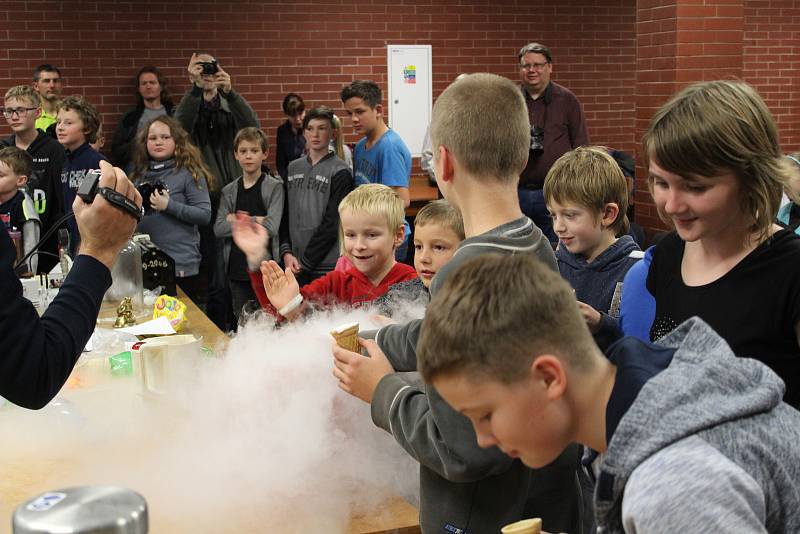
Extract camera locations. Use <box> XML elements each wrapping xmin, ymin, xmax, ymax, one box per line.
<box><xmin>529</xmin><ymin>125</ymin><xmax>545</xmax><ymax>156</ymax></box>
<box><xmin>198</xmin><ymin>60</ymin><xmax>219</xmax><ymax>76</ymax></box>
<box><xmin>136</xmin><ymin>180</ymin><xmax>167</xmax><ymax>212</ymax></box>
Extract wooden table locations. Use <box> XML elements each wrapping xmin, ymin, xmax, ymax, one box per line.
<box><xmin>406</xmin><ymin>175</ymin><xmax>440</xmax><ymax>217</ymax></box>
<box><xmin>0</xmin><ymin>290</ymin><xmax>420</xmax><ymax>534</ymax></box>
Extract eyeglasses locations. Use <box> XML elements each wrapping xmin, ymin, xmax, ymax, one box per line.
<box><xmin>520</xmin><ymin>62</ymin><xmax>549</xmax><ymax>71</ymax></box>
<box><xmin>1</xmin><ymin>107</ymin><xmax>38</xmax><ymax>119</ymax></box>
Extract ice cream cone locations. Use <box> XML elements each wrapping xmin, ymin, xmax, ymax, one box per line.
<box><xmin>501</xmin><ymin>518</ymin><xmax>542</xmax><ymax>534</ymax></box>
<box><xmin>331</xmin><ymin>322</ymin><xmax>360</xmax><ymax>352</ymax></box>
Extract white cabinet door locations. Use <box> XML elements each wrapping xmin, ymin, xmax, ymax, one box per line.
<box><xmin>387</xmin><ymin>45</ymin><xmax>432</xmax><ymax>157</ymax></box>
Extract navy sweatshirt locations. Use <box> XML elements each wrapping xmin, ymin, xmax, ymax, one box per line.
<box><xmin>60</xmin><ymin>143</ymin><xmax>106</xmax><ymax>256</ymax></box>
<box><xmin>0</xmin><ymin>226</ymin><xmax>111</xmax><ymax>409</ymax></box>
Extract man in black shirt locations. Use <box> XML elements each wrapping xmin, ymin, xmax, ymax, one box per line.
<box><xmin>0</xmin><ymin>161</ymin><xmax>142</xmax><ymax>409</ymax></box>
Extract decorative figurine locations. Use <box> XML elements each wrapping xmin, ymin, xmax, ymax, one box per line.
<box><xmin>113</xmin><ymin>296</ymin><xmax>136</xmax><ymax>328</ymax></box>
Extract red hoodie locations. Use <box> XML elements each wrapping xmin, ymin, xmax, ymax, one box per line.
<box><xmin>249</xmin><ymin>262</ymin><xmax>418</xmax><ymax>317</ymax></box>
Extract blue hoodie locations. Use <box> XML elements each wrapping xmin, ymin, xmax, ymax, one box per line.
<box><xmin>556</xmin><ymin>234</ymin><xmax>641</xmax><ymax>346</ymax></box>
<box><xmin>60</xmin><ymin>143</ymin><xmax>106</xmax><ymax>256</ymax></box>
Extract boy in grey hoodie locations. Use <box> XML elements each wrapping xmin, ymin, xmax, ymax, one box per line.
<box><xmin>331</xmin><ymin>74</ymin><xmax>581</xmax><ymax>534</ymax></box>
<box><xmin>419</xmin><ymin>253</ymin><xmax>800</xmax><ymax>534</ymax></box>
<box><xmin>544</xmin><ymin>147</ymin><xmax>641</xmax><ymax>348</ymax></box>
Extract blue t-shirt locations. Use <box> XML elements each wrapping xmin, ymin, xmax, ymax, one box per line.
<box><xmin>353</xmin><ymin>129</ymin><xmax>411</xmax><ymax>188</ymax></box>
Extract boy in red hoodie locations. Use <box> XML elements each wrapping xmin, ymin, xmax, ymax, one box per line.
<box><xmin>232</xmin><ymin>183</ymin><xmax>417</xmax><ymax>320</ymax></box>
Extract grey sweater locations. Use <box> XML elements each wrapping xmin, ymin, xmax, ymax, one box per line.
<box><xmin>279</xmin><ymin>152</ymin><xmax>353</xmax><ymax>275</ymax></box>
<box><xmin>371</xmin><ymin>217</ymin><xmax>581</xmax><ymax>534</ymax></box>
<box><xmin>135</xmin><ymin>159</ymin><xmax>211</xmax><ymax>277</ymax></box>
<box><xmin>596</xmin><ymin>317</ymin><xmax>800</xmax><ymax>533</ymax></box>
<box><xmin>214</xmin><ymin>172</ymin><xmax>284</xmax><ymax>269</ymax></box>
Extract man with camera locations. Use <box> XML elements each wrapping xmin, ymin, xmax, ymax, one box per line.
<box><xmin>517</xmin><ymin>42</ymin><xmax>589</xmax><ymax>245</ymax></box>
<box><xmin>1</xmin><ymin>161</ymin><xmax>143</xmax><ymax>409</ymax></box>
<box><xmin>174</xmin><ymin>53</ymin><xmax>259</xmax><ymax>331</ymax></box>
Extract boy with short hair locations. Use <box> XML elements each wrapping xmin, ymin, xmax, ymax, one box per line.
<box><xmin>544</xmin><ymin>146</ymin><xmax>641</xmax><ymax>345</ymax></box>
<box><xmin>279</xmin><ymin>106</ymin><xmax>354</xmax><ymax>286</ymax></box>
<box><xmin>233</xmin><ymin>184</ymin><xmax>416</xmax><ymax>321</ymax></box>
<box><xmin>372</xmin><ymin>198</ymin><xmax>464</xmax><ymax>315</ymax></box>
<box><xmin>0</xmin><ymin>147</ymin><xmax>41</xmax><ymax>274</ymax></box>
<box><xmin>56</xmin><ymin>95</ymin><xmax>105</xmax><ymax>256</ymax></box>
<box><xmin>419</xmin><ymin>253</ymin><xmax>800</xmax><ymax>533</ymax></box>
<box><xmin>214</xmin><ymin>127</ymin><xmax>284</xmax><ymax>321</ymax></box>
<box><xmin>275</xmin><ymin>93</ymin><xmax>306</xmax><ymax>181</ymax></box>
<box><xmin>2</xmin><ymin>85</ymin><xmax>65</xmax><ymax>273</ymax></box>
<box><xmin>331</xmin><ymin>74</ymin><xmax>580</xmax><ymax>534</ymax></box>
<box><xmin>341</xmin><ymin>80</ymin><xmax>412</xmax><ymax>259</ymax></box>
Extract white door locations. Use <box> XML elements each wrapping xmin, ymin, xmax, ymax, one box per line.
<box><xmin>387</xmin><ymin>45</ymin><xmax>432</xmax><ymax>157</ymax></box>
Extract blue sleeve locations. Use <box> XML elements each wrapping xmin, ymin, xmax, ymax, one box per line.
<box><xmin>0</xmin><ymin>229</ymin><xmax>111</xmax><ymax>409</ymax></box>
<box><xmin>619</xmin><ymin>250</ymin><xmax>656</xmax><ymax>342</ymax></box>
<box><xmin>379</xmin><ymin>133</ymin><xmax>411</xmax><ymax>188</ymax></box>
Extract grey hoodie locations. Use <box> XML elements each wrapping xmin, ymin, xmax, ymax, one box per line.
<box><xmin>371</xmin><ymin>217</ymin><xmax>581</xmax><ymax>534</ymax></box>
<box><xmin>596</xmin><ymin>317</ymin><xmax>800</xmax><ymax>533</ymax></box>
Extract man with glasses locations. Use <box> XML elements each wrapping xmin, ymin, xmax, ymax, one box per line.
<box><xmin>1</xmin><ymin>85</ymin><xmax>65</xmax><ymax>273</ymax></box>
<box><xmin>32</xmin><ymin>64</ymin><xmax>63</xmax><ymax>134</ymax></box>
<box><xmin>517</xmin><ymin>42</ymin><xmax>589</xmax><ymax>245</ymax></box>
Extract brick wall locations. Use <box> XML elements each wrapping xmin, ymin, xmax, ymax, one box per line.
<box><xmin>634</xmin><ymin>0</ymin><xmax>799</xmax><ymax>236</ymax></box>
<box><xmin>0</xmin><ymin>0</ymin><xmax>637</xmax><ymax>173</ymax></box>
<box><xmin>744</xmin><ymin>0</ymin><xmax>800</xmax><ymax>151</ymax></box>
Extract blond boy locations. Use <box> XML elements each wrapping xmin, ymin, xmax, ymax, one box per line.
<box><xmin>331</xmin><ymin>74</ymin><xmax>580</xmax><ymax>533</ymax></box>
<box><xmin>544</xmin><ymin>146</ymin><xmax>641</xmax><ymax>344</ymax></box>
<box><xmin>232</xmin><ymin>183</ymin><xmax>416</xmax><ymax>321</ymax></box>
<box><xmin>419</xmin><ymin>253</ymin><xmax>800</xmax><ymax>533</ymax></box>
<box><xmin>214</xmin><ymin>127</ymin><xmax>283</xmax><ymax>320</ymax></box>
<box><xmin>2</xmin><ymin>85</ymin><xmax>65</xmax><ymax>272</ymax></box>
<box><xmin>0</xmin><ymin>147</ymin><xmax>41</xmax><ymax>274</ymax></box>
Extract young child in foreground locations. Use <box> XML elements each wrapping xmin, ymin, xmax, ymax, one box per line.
<box><xmin>232</xmin><ymin>183</ymin><xmax>416</xmax><ymax>321</ymax></box>
<box><xmin>417</xmin><ymin>253</ymin><xmax>800</xmax><ymax>533</ymax></box>
<box><xmin>372</xmin><ymin>198</ymin><xmax>464</xmax><ymax>316</ymax></box>
<box><xmin>544</xmin><ymin>146</ymin><xmax>641</xmax><ymax>346</ymax></box>
<box><xmin>330</xmin><ymin>73</ymin><xmax>581</xmax><ymax>534</ymax></box>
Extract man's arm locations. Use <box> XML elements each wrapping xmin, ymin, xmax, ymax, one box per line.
<box><xmin>173</xmin><ymin>86</ymin><xmax>203</xmax><ymax>135</ymax></box>
<box><xmin>223</xmin><ymin>90</ymin><xmax>260</xmax><ymax>129</ymax></box>
<box><xmin>0</xmin><ymin>162</ymin><xmax>141</xmax><ymax>410</ymax></box>
<box><xmin>380</xmin><ymin>137</ymin><xmax>412</xmax><ymax>208</ymax></box>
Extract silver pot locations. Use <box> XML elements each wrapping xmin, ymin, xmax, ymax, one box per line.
<box><xmin>13</xmin><ymin>485</ymin><xmax>147</xmax><ymax>534</ymax></box>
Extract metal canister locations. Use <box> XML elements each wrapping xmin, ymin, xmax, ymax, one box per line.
<box><xmin>12</xmin><ymin>485</ymin><xmax>148</xmax><ymax>534</ymax></box>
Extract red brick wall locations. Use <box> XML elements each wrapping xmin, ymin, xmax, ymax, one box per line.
<box><xmin>743</xmin><ymin>0</ymin><xmax>800</xmax><ymax>151</ymax></box>
<box><xmin>0</xmin><ymin>0</ymin><xmax>637</xmax><ymax>172</ymax></box>
<box><xmin>634</xmin><ymin>0</ymin><xmax>799</xmax><ymax>236</ymax></box>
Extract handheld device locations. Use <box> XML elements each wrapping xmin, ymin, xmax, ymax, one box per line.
<box><xmin>77</xmin><ymin>169</ymin><xmax>143</xmax><ymax>222</ymax></box>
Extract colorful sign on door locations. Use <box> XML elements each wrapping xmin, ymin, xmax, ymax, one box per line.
<box><xmin>403</xmin><ymin>65</ymin><xmax>417</xmax><ymax>84</ymax></box>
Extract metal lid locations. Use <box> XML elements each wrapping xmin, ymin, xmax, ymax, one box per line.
<box><xmin>13</xmin><ymin>485</ymin><xmax>148</xmax><ymax>534</ymax></box>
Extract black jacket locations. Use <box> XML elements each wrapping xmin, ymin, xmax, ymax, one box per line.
<box><xmin>2</xmin><ymin>131</ymin><xmax>66</xmax><ymax>273</ymax></box>
<box><xmin>111</xmin><ymin>101</ymin><xmax>175</xmax><ymax>170</ymax></box>
<box><xmin>0</xmin><ymin>227</ymin><xmax>111</xmax><ymax>409</ymax></box>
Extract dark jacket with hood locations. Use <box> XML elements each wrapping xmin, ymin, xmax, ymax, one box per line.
<box><xmin>556</xmin><ymin>234</ymin><xmax>641</xmax><ymax>347</ymax></box>
<box><xmin>2</xmin><ymin>131</ymin><xmax>65</xmax><ymax>273</ymax></box>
